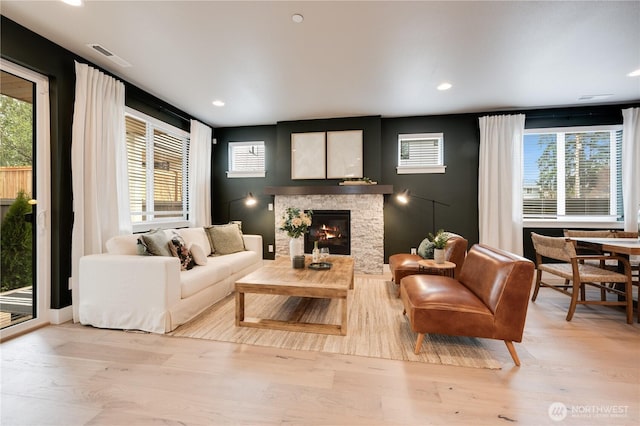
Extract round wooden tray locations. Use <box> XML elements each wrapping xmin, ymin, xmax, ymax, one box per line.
<box><xmin>308</xmin><ymin>262</ymin><xmax>332</xmax><ymax>270</ymax></box>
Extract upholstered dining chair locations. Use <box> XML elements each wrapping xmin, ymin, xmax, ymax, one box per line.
<box><xmin>530</xmin><ymin>232</ymin><xmax>633</xmax><ymax>324</ymax></box>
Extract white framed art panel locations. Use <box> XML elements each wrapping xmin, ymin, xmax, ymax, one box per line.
<box><xmin>291</xmin><ymin>132</ymin><xmax>326</xmax><ymax>179</ymax></box>
<box><xmin>327</xmin><ymin>130</ymin><xmax>363</xmax><ymax>179</ymax></box>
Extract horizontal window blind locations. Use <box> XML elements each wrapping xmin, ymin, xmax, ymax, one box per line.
<box><xmin>564</xmin><ymin>131</ymin><xmax>610</xmax><ymax>216</ymax></box>
<box><xmin>522</xmin><ymin>127</ymin><xmax>622</xmax><ymax>221</ymax></box>
<box><xmin>399</xmin><ymin>134</ymin><xmax>442</xmax><ymax>167</ymax></box>
<box><xmin>125</xmin><ymin>112</ymin><xmax>189</xmax><ymax>224</ymax></box>
<box><xmin>229</xmin><ymin>142</ymin><xmax>265</xmax><ymax>172</ymax></box>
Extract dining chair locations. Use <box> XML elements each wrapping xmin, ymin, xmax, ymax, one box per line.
<box><xmin>530</xmin><ymin>232</ymin><xmax>633</xmax><ymax>324</ymax></box>
<box><xmin>562</xmin><ymin>229</ymin><xmax>617</xmax><ymax>299</ymax></box>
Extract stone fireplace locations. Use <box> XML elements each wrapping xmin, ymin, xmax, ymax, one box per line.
<box><xmin>269</xmin><ymin>185</ymin><xmax>392</xmax><ymax>274</ymax></box>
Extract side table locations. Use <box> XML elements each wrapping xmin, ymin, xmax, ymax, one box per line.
<box><xmin>417</xmin><ymin>259</ymin><xmax>456</xmax><ymax>278</ymax></box>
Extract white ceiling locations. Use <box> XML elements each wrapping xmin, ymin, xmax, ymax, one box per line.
<box><xmin>3</xmin><ymin>1</ymin><xmax>640</xmax><ymax>127</ymax></box>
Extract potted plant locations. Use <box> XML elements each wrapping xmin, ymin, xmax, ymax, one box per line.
<box><xmin>429</xmin><ymin>229</ymin><xmax>448</xmax><ymax>264</ymax></box>
<box><xmin>279</xmin><ymin>207</ymin><xmax>312</xmax><ymax>260</ymax></box>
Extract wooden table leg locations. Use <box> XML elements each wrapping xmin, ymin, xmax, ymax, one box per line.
<box><xmin>235</xmin><ymin>291</ymin><xmax>245</xmax><ymax>326</ymax></box>
<box><xmin>340</xmin><ymin>295</ymin><xmax>348</xmax><ymax>336</ymax></box>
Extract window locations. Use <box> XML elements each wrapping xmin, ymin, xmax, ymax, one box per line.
<box><xmin>522</xmin><ymin>125</ymin><xmax>623</xmax><ymax>222</ymax></box>
<box><xmin>125</xmin><ymin>108</ymin><xmax>190</xmax><ymax>230</ymax></box>
<box><xmin>396</xmin><ymin>132</ymin><xmax>445</xmax><ymax>174</ymax></box>
<box><xmin>227</xmin><ymin>141</ymin><xmax>265</xmax><ymax>178</ymax></box>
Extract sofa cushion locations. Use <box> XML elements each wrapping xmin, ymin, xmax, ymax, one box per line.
<box><xmin>206</xmin><ymin>224</ymin><xmax>246</xmax><ymax>255</ymax></box>
<box><xmin>213</xmin><ymin>250</ymin><xmax>260</xmax><ymax>274</ymax></box>
<box><xmin>140</xmin><ymin>228</ymin><xmax>173</xmax><ymax>257</ymax></box>
<box><xmin>177</xmin><ymin>227</ymin><xmax>212</xmax><ymax>256</ymax></box>
<box><xmin>189</xmin><ymin>243</ymin><xmax>208</xmax><ymax>266</ymax></box>
<box><xmin>180</xmin><ymin>261</ymin><xmax>232</xmax><ymax>299</ymax></box>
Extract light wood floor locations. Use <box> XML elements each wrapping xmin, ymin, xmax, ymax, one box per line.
<box><xmin>1</xmin><ymin>273</ymin><xmax>638</xmax><ymax>426</ymax></box>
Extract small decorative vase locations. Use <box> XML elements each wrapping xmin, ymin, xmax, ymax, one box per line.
<box><xmin>434</xmin><ymin>248</ymin><xmax>445</xmax><ymax>264</ymax></box>
<box><xmin>312</xmin><ymin>241</ymin><xmax>320</xmax><ymax>263</ymax></box>
<box><xmin>289</xmin><ymin>236</ymin><xmax>304</xmax><ymax>260</ymax></box>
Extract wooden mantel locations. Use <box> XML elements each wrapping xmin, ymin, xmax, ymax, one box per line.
<box><xmin>264</xmin><ymin>185</ymin><xmax>394</xmax><ymax>196</ymax></box>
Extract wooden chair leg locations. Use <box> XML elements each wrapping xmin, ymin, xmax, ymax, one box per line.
<box><xmin>414</xmin><ymin>333</ymin><xmax>425</xmax><ymax>354</ymax></box>
<box><xmin>566</xmin><ymin>280</ymin><xmax>580</xmax><ymax>322</ymax></box>
<box><xmin>504</xmin><ymin>340</ymin><xmax>521</xmax><ymax>366</ymax></box>
<box><xmin>531</xmin><ymin>269</ymin><xmax>543</xmax><ymax>301</ymax></box>
<box><xmin>625</xmin><ymin>281</ymin><xmax>633</xmax><ymax>325</ymax></box>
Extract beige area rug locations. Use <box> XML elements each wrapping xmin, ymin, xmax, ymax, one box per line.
<box><xmin>169</xmin><ymin>277</ymin><xmax>502</xmax><ymax>369</ymax></box>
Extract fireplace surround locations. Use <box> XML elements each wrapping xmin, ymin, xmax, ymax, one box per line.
<box><xmin>273</xmin><ymin>192</ymin><xmax>386</xmax><ymax>273</ymax></box>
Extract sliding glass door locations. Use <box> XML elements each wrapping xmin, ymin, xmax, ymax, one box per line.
<box><xmin>0</xmin><ymin>60</ymin><xmax>50</xmax><ymax>338</ymax></box>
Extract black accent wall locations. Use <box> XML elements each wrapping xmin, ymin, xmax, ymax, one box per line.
<box><xmin>213</xmin><ymin>103</ymin><xmax>638</xmax><ymax>264</ymax></box>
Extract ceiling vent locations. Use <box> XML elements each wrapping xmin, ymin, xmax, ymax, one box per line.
<box><xmin>86</xmin><ymin>43</ymin><xmax>132</xmax><ymax>67</ymax></box>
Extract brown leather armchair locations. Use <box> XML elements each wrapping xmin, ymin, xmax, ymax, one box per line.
<box><xmin>400</xmin><ymin>244</ymin><xmax>535</xmax><ymax>366</ymax></box>
<box><xmin>389</xmin><ymin>235</ymin><xmax>468</xmax><ymax>296</ymax></box>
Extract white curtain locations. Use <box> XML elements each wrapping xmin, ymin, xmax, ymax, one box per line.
<box><xmin>622</xmin><ymin>107</ymin><xmax>640</xmax><ymax>232</ymax></box>
<box><xmin>478</xmin><ymin>114</ymin><xmax>526</xmax><ymax>255</ymax></box>
<box><xmin>189</xmin><ymin>120</ymin><xmax>212</xmax><ymax>227</ymax></box>
<box><xmin>71</xmin><ymin>62</ymin><xmax>130</xmax><ymax>322</ymax></box>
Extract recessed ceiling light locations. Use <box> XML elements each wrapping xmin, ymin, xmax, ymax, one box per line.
<box><xmin>628</xmin><ymin>68</ymin><xmax>640</xmax><ymax>77</ymax></box>
<box><xmin>437</xmin><ymin>82</ymin><xmax>452</xmax><ymax>91</ymax></box>
<box><xmin>212</xmin><ymin>100</ymin><xmax>225</xmax><ymax>107</ymax></box>
<box><xmin>61</xmin><ymin>0</ymin><xmax>83</xmax><ymax>6</ymax></box>
<box><xmin>292</xmin><ymin>14</ymin><xmax>304</xmax><ymax>24</ymax></box>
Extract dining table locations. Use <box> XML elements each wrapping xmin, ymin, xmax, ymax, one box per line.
<box><xmin>569</xmin><ymin>237</ymin><xmax>639</xmax><ymax>304</ymax></box>
<box><xmin>570</xmin><ymin>237</ymin><xmax>640</xmax><ymax>256</ymax></box>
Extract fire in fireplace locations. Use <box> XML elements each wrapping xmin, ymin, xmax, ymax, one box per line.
<box><xmin>304</xmin><ymin>210</ymin><xmax>350</xmax><ymax>255</ymax></box>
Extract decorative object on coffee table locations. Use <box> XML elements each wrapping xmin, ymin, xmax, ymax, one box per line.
<box><xmin>279</xmin><ymin>207</ymin><xmax>312</xmax><ymax>260</ymax></box>
<box><xmin>309</xmin><ymin>261</ymin><xmax>332</xmax><ymax>270</ymax></box>
<box><xmin>292</xmin><ymin>255</ymin><xmax>305</xmax><ymax>269</ymax></box>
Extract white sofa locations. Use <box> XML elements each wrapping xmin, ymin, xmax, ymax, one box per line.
<box><xmin>78</xmin><ymin>227</ymin><xmax>263</xmax><ymax>334</ymax></box>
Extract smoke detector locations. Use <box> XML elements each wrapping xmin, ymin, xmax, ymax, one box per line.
<box><xmin>86</xmin><ymin>44</ymin><xmax>132</xmax><ymax>67</ymax></box>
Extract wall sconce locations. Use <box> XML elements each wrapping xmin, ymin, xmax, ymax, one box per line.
<box><xmin>395</xmin><ymin>189</ymin><xmax>449</xmax><ymax>234</ymax></box>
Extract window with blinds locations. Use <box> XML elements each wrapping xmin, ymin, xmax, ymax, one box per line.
<box><xmin>226</xmin><ymin>141</ymin><xmax>265</xmax><ymax>178</ymax></box>
<box><xmin>396</xmin><ymin>133</ymin><xmax>445</xmax><ymax>174</ymax></box>
<box><xmin>125</xmin><ymin>110</ymin><xmax>190</xmax><ymax>229</ymax></box>
<box><xmin>523</xmin><ymin>126</ymin><xmax>623</xmax><ymax>221</ymax></box>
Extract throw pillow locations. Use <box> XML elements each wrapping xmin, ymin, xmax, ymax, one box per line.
<box><xmin>203</xmin><ymin>226</ymin><xmax>216</xmax><ymax>255</ymax></box>
<box><xmin>136</xmin><ymin>238</ymin><xmax>150</xmax><ymax>255</ymax></box>
<box><xmin>168</xmin><ymin>234</ymin><xmax>195</xmax><ymax>271</ymax></box>
<box><xmin>140</xmin><ymin>228</ymin><xmax>173</xmax><ymax>257</ymax></box>
<box><xmin>417</xmin><ymin>237</ymin><xmax>435</xmax><ymax>259</ymax></box>
<box><xmin>206</xmin><ymin>223</ymin><xmax>246</xmax><ymax>255</ymax></box>
<box><xmin>189</xmin><ymin>243</ymin><xmax>208</xmax><ymax>266</ymax></box>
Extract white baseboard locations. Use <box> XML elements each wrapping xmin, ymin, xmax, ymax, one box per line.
<box><xmin>49</xmin><ymin>305</ymin><xmax>73</xmax><ymax>324</ymax></box>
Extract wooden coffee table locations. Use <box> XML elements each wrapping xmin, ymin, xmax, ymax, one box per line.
<box><xmin>235</xmin><ymin>255</ymin><xmax>354</xmax><ymax>335</ymax></box>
